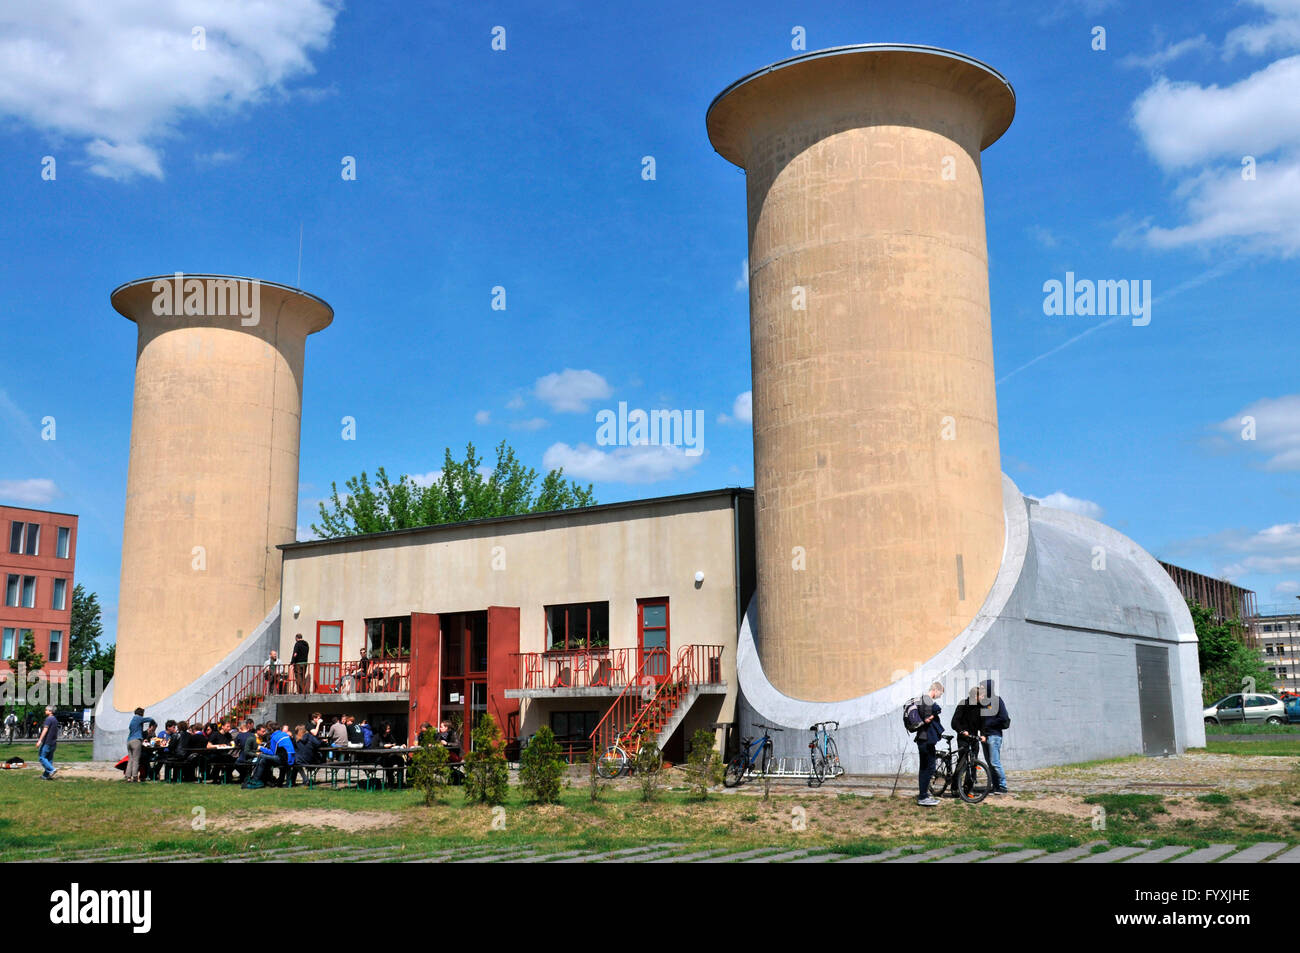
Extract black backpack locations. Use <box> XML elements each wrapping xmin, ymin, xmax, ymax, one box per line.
<box><xmin>902</xmin><ymin>697</ymin><xmax>927</xmax><ymax>734</ymax></box>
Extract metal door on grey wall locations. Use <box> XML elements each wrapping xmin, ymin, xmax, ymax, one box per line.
<box><xmin>1135</xmin><ymin>644</ymin><xmax>1176</xmax><ymax>756</ymax></box>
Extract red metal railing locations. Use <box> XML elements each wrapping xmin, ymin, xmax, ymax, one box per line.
<box><xmin>513</xmin><ymin>648</ymin><xmax>637</xmax><ymax>689</ymax></box>
<box><xmin>587</xmin><ymin>645</ymin><xmax>724</xmax><ymax>755</ymax></box>
<box><xmin>188</xmin><ymin>659</ymin><xmax>412</xmax><ymax>726</ymax></box>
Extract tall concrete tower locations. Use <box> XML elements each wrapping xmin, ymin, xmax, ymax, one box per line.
<box><xmin>110</xmin><ymin>275</ymin><xmax>332</xmax><ymax>709</ymax></box>
<box><xmin>707</xmin><ymin>45</ymin><xmax>1015</xmax><ymax>702</ymax></box>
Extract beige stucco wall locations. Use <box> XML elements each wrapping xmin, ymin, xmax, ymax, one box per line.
<box><xmin>280</xmin><ymin>495</ymin><xmax>743</xmax><ymax>727</ymax></box>
<box><xmin>707</xmin><ymin>47</ymin><xmax>1014</xmax><ymax>702</ymax></box>
<box><xmin>111</xmin><ymin>276</ymin><xmax>332</xmax><ymax>709</ymax></box>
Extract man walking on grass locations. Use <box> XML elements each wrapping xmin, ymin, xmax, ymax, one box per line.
<box><xmin>35</xmin><ymin>705</ymin><xmax>59</xmax><ymax>780</ymax></box>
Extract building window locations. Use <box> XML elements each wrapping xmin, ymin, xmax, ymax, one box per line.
<box><xmin>21</xmin><ymin>576</ymin><xmax>36</xmax><ymax>608</ymax></box>
<box><xmin>8</xmin><ymin>522</ymin><xmax>21</xmax><ymax>554</ymax></box>
<box><xmin>365</xmin><ymin>616</ymin><xmax>411</xmax><ymax>660</ymax></box>
<box><xmin>4</xmin><ymin>575</ymin><xmax>17</xmax><ymax>607</ymax></box>
<box><xmin>48</xmin><ymin>630</ymin><xmax>63</xmax><ymax>664</ymax></box>
<box><xmin>1</xmin><ymin>628</ymin><xmax>14</xmax><ymax>660</ymax></box>
<box><xmin>544</xmin><ymin>602</ymin><xmax>610</xmax><ymax>650</ymax></box>
<box><xmin>52</xmin><ymin>578</ymin><xmax>67</xmax><ymax>612</ymax></box>
<box><xmin>57</xmin><ymin>526</ymin><xmax>70</xmax><ymax>559</ymax></box>
<box><xmin>1266</xmin><ymin>644</ymin><xmax>1275</xmax><ymax>655</ymax></box>
<box><xmin>23</xmin><ymin>524</ymin><xmax>38</xmax><ymax>556</ymax></box>
<box><xmin>550</xmin><ymin>710</ymin><xmax>600</xmax><ymax>744</ymax></box>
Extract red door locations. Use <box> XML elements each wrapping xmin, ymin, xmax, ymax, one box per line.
<box><xmin>315</xmin><ymin>621</ymin><xmax>343</xmax><ymax>693</ymax></box>
<box><xmin>637</xmin><ymin>598</ymin><xmax>670</xmax><ymax>685</ymax></box>
<box><xmin>409</xmin><ymin>612</ymin><xmax>441</xmax><ymax>745</ymax></box>
<box><xmin>487</xmin><ymin>606</ymin><xmax>520</xmax><ymax>743</ymax></box>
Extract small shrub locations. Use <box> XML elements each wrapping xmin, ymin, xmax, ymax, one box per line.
<box><xmin>463</xmin><ymin>713</ymin><xmax>509</xmax><ymax>805</ymax></box>
<box><xmin>634</xmin><ymin>731</ymin><xmax>664</xmax><ymax>803</ymax></box>
<box><xmin>588</xmin><ymin>750</ymin><xmax>606</xmax><ymax>804</ymax></box>
<box><xmin>409</xmin><ymin>727</ymin><xmax>451</xmax><ymax>805</ymax></box>
<box><xmin>519</xmin><ymin>725</ymin><xmax>565</xmax><ymax>804</ymax></box>
<box><xmin>684</xmin><ymin>728</ymin><xmax>722</xmax><ymax>800</ymax></box>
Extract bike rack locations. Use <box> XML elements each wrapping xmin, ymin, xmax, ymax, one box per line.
<box><xmin>741</xmin><ymin>757</ymin><xmax>846</xmax><ymax>781</ymax></box>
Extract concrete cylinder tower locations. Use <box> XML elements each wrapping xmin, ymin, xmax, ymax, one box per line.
<box><xmin>110</xmin><ymin>275</ymin><xmax>333</xmax><ymax>709</ymax></box>
<box><xmin>707</xmin><ymin>45</ymin><xmax>1015</xmax><ymax>702</ymax></box>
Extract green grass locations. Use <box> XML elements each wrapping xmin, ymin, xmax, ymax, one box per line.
<box><xmin>1206</xmin><ymin>739</ymin><xmax>1300</xmax><ymax>756</ymax></box>
<box><xmin>1204</xmin><ymin>723</ymin><xmax>1300</xmax><ymax>735</ymax></box>
<box><xmin>1196</xmin><ymin>793</ymin><xmax>1232</xmax><ymax>806</ymax></box>
<box><xmin>1</xmin><ymin>742</ymin><xmax>95</xmax><ymax>763</ymax></box>
<box><xmin>1082</xmin><ymin>794</ymin><xmax>1168</xmax><ymax>822</ymax></box>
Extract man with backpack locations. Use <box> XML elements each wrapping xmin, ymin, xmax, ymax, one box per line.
<box><xmin>905</xmin><ymin>681</ymin><xmax>945</xmax><ymax>807</ymax></box>
<box><xmin>979</xmin><ymin>679</ymin><xmax>1011</xmax><ymax>795</ymax></box>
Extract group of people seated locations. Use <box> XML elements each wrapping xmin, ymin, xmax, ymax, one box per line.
<box><xmin>121</xmin><ymin>712</ymin><xmax>461</xmax><ymax>789</ymax></box>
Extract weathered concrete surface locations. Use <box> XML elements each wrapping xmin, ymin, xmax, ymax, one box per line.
<box><xmin>707</xmin><ymin>45</ymin><xmax>1016</xmax><ymax>701</ymax></box>
<box><xmin>109</xmin><ymin>275</ymin><xmax>332</xmax><ymax>709</ymax></box>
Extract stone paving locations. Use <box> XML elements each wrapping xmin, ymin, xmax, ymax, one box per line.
<box><xmin>8</xmin><ymin>839</ymin><xmax>1297</xmax><ymax>863</ymax></box>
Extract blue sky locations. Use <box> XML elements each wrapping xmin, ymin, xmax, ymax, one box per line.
<box><xmin>1</xmin><ymin>0</ymin><xmax>1298</xmax><ymax>644</ymax></box>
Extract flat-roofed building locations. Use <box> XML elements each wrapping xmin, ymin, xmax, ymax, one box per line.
<box><xmin>1</xmin><ymin>505</ymin><xmax>78</xmax><ymax>682</ymax></box>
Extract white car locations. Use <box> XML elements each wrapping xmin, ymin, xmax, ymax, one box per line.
<box><xmin>1203</xmin><ymin>693</ymin><xmax>1286</xmax><ymax>726</ymax></box>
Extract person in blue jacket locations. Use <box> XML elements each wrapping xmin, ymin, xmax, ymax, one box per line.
<box><xmin>978</xmin><ymin>679</ymin><xmax>1011</xmax><ymax>795</ymax></box>
<box><xmin>248</xmin><ymin>723</ymin><xmax>295</xmax><ymax>788</ymax></box>
<box><xmin>914</xmin><ymin>682</ymin><xmax>946</xmax><ymax>807</ymax></box>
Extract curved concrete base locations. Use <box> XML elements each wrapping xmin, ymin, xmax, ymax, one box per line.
<box><xmin>736</xmin><ymin>474</ymin><xmax>1204</xmax><ymax>773</ymax></box>
<box><xmin>93</xmin><ymin>603</ymin><xmax>280</xmax><ymax>760</ymax></box>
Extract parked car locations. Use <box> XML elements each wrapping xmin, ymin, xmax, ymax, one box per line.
<box><xmin>1285</xmin><ymin>696</ymin><xmax>1300</xmax><ymax>724</ymax></box>
<box><xmin>1203</xmin><ymin>693</ymin><xmax>1287</xmax><ymax>725</ymax></box>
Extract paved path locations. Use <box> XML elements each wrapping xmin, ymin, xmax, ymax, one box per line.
<box><xmin>8</xmin><ymin>839</ymin><xmax>1297</xmax><ymax>863</ymax></box>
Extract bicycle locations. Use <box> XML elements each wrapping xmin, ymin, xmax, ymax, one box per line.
<box><xmin>807</xmin><ymin>721</ymin><xmax>842</xmax><ymax>787</ymax></box>
<box><xmin>595</xmin><ymin>732</ymin><xmax>663</xmax><ymax>779</ymax></box>
<box><xmin>723</xmin><ymin>724</ymin><xmax>781</xmax><ymax>787</ymax></box>
<box><xmin>929</xmin><ymin>733</ymin><xmax>992</xmax><ymax>803</ymax></box>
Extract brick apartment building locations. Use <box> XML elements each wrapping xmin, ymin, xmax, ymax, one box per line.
<box><xmin>1</xmin><ymin>505</ymin><xmax>78</xmax><ymax>681</ymax></box>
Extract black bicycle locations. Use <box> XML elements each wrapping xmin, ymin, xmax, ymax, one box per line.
<box><xmin>930</xmin><ymin>733</ymin><xmax>992</xmax><ymax>803</ymax></box>
<box><xmin>724</xmin><ymin>724</ymin><xmax>781</xmax><ymax>787</ymax></box>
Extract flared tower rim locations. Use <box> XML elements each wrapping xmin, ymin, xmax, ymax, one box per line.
<box><xmin>706</xmin><ymin>43</ymin><xmax>1016</xmax><ymax>165</ymax></box>
<box><xmin>110</xmin><ymin>273</ymin><xmax>334</xmax><ymax>332</ymax></box>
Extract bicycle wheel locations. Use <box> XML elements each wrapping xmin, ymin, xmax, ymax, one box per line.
<box><xmin>724</xmin><ymin>755</ymin><xmax>748</xmax><ymax>788</ymax></box>
<box><xmin>596</xmin><ymin>745</ymin><xmax>627</xmax><ymax>779</ymax></box>
<box><xmin>928</xmin><ymin>761</ymin><xmax>950</xmax><ymax>799</ymax></box>
<box><xmin>958</xmin><ymin>759</ymin><xmax>992</xmax><ymax>804</ymax></box>
<box><xmin>808</xmin><ymin>749</ymin><xmax>825</xmax><ymax>788</ymax></box>
<box><xmin>826</xmin><ymin>738</ymin><xmax>842</xmax><ymax>778</ymax></box>
<box><xmin>759</xmin><ymin>742</ymin><xmax>776</xmax><ymax>777</ymax></box>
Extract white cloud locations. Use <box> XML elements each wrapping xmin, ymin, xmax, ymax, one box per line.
<box><xmin>1272</xmin><ymin>580</ymin><xmax>1300</xmax><ymax>596</ymax></box>
<box><xmin>0</xmin><ymin>478</ymin><xmax>59</xmax><ymax>505</ymax></box>
<box><xmin>505</xmin><ymin>395</ymin><xmax>526</xmax><ymax>411</ymax></box>
<box><xmin>1226</xmin><ymin>0</ymin><xmax>1300</xmax><ymax>57</ymax></box>
<box><xmin>1216</xmin><ymin>395</ymin><xmax>1300</xmax><ymax>470</ymax></box>
<box><xmin>718</xmin><ymin>391</ymin><xmax>752</xmax><ymax>425</ymax></box>
<box><xmin>534</xmin><ymin>369</ymin><xmax>612</xmax><ymax>413</ymax></box>
<box><xmin>542</xmin><ymin>442</ymin><xmax>704</xmax><ymax>484</ymax></box>
<box><xmin>408</xmin><ymin>471</ymin><xmax>441</xmax><ymax>488</ymax></box>
<box><xmin>1121</xmin><ymin>35</ymin><xmax>1212</xmax><ymax>70</ymax></box>
<box><xmin>0</xmin><ymin>0</ymin><xmax>341</xmax><ymax>179</ymax></box>
<box><xmin>296</xmin><ymin>524</ymin><xmax>319</xmax><ymax>542</ymax></box>
<box><xmin>734</xmin><ymin>258</ymin><xmax>749</xmax><ymax>292</ymax></box>
<box><xmin>474</xmin><ymin>410</ymin><xmax>491</xmax><ymax>425</ymax></box>
<box><xmin>509</xmin><ymin>417</ymin><xmax>548</xmax><ymax>431</ymax></box>
<box><xmin>1025</xmin><ymin>225</ymin><xmax>1059</xmax><ymax>248</ymax></box>
<box><xmin>1129</xmin><ymin>3</ymin><xmax>1300</xmax><ymax>255</ymax></box>
<box><xmin>1030</xmin><ymin>491</ymin><xmax>1104</xmax><ymax>520</ymax></box>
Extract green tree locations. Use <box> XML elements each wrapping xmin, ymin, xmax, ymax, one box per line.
<box><xmin>69</xmin><ymin>584</ymin><xmax>104</xmax><ymax>669</ymax></box>
<box><xmin>311</xmin><ymin>441</ymin><xmax>596</xmax><ymax>538</ymax></box>
<box><xmin>519</xmin><ymin>725</ymin><xmax>565</xmax><ymax>804</ymax></box>
<box><xmin>684</xmin><ymin>728</ymin><xmax>722</xmax><ymax>800</ymax></box>
<box><xmin>409</xmin><ymin>726</ymin><xmax>452</xmax><ymax>805</ymax></box>
<box><xmin>634</xmin><ymin>731</ymin><xmax>664</xmax><ymax>803</ymax></box>
<box><xmin>1191</xmin><ymin>601</ymin><xmax>1274</xmax><ymax>704</ymax></box>
<box><xmin>8</xmin><ymin>630</ymin><xmax>44</xmax><ymax>673</ymax></box>
<box><xmin>463</xmin><ymin>712</ymin><xmax>510</xmax><ymax>805</ymax></box>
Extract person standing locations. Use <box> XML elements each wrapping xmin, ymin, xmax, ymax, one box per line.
<box><xmin>912</xmin><ymin>682</ymin><xmax>945</xmax><ymax>807</ymax></box>
<box><xmin>36</xmin><ymin>705</ymin><xmax>59</xmax><ymax>780</ymax></box>
<box><xmin>4</xmin><ymin>710</ymin><xmax>16</xmax><ymax>744</ymax></box>
<box><xmin>979</xmin><ymin>679</ymin><xmax>1011</xmax><ymax>795</ymax></box>
<box><xmin>125</xmin><ymin>707</ymin><xmax>149</xmax><ymax>782</ymax></box>
<box><xmin>291</xmin><ymin>633</ymin><xmax>311</xmax><ymax>694</ymax></box>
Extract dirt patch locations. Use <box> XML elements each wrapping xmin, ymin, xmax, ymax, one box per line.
<box><xmin>200</xmin><ymin>809</ymin><xmax>401</xmax><ymax>833</ymax></box>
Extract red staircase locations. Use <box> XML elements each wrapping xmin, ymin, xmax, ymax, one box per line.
<box><xmin>588</xmin><ymin>645</ymin><xmax>724</xmax><ymax>757</ymax></box>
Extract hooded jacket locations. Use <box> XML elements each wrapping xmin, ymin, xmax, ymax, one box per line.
<box><xmin>979</xmin><ymin>679</ymin><xmax>1011</xmax><ymax>736</ymax></box>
